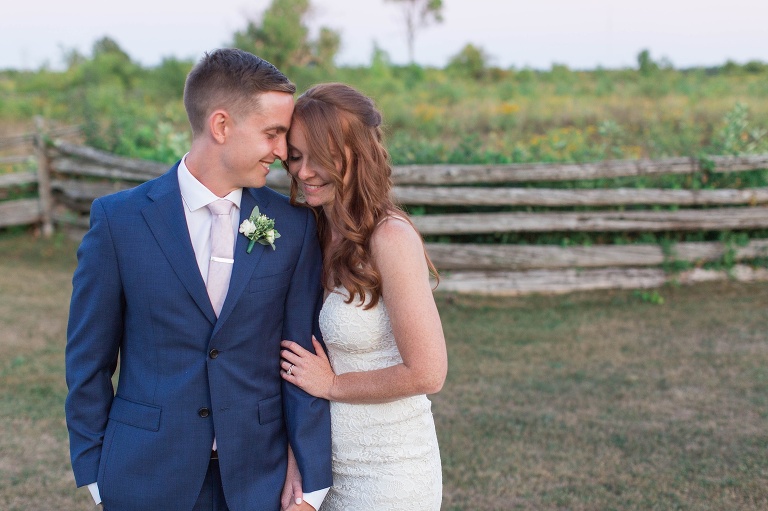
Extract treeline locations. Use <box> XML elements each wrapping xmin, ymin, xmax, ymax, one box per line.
<box><xmin>1</xmin><ymin>0</ymin><xmax>767</xmax><ymax>166</ymax></box>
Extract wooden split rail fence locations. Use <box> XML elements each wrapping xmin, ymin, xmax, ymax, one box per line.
<box><xmin>0</xmin><ymin>121</ymin><xmax>81</xmax><ymax>237</ymax></box>
<box><xmin>2</xmin><ymin>129</ymin><xmax>768</xmax><ymax>295</ymax></box>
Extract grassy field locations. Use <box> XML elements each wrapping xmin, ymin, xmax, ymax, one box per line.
<box><xmin>4</xmin><ymin>56</ymin><xmax>768</xmax><ymax>168</ymax></box>
<box><xmin>0</xmin><ymin>232</ymin><xmax>766</xmax><ymax>510</ymax></box>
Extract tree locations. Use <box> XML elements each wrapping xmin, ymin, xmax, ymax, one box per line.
<box><xmin>637</xmin><ymin>49</ymin><xmax>659</xmax><ymax>76</ymax></box>
<box><xmin>81</xmin><ymin>36</ymin><xmax>139</xmax><ymax>89</ymax></box>
<box><xmin>231</xmin><ymin>0</ymin><xmax>340</xmax><ymax>72</ymax></box>
<box><xmin>446</xmin><ymin>43</ymin><xmax>490</xmax><ymax>80</ymax></box>
<box><xmin>92</xmin><ymin>36</ymin><xmax>132</xmax><ymax>61</ymax></box>
<box><xmin>147</xmin><ymin>56</ymin><xmax>194</xmax><ymax>100</ymax></box>
<box><xmin>59</xmin><ymin>46</ymin><xmax>86</xmax><ymax>70</ymax></box>
<box><xmin>314</xmin><ymin>27</ymin><xmax>341</xmax><ymax>72</ymax></box>
<box><xmin>370</xmin><ymin>43</ymin><xmax>393</xmax><ymax>78</ymax></box>
<box><xmin>385</xmin><ymin>0</ymin><xmax>444</xmax><ymax>63</ymax></box>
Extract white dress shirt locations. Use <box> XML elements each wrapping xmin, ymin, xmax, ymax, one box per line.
<box><xmin>177</xmin><ymin>154</ymin><xmax>242</xmax><ymax>284</ymax></box>
<box><xmin>88</xmin><ymin>156</ymin><xmax>327</xmax><ymax>510</ymax></box>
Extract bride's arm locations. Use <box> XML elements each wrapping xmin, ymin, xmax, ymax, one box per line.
<box><xmin>280</xmin><ymin>218</ymin><xmax>447</xmax><ymax>404</ymax></box>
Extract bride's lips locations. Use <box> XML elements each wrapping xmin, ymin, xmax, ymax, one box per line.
<box><xmin>303</xmin><ymin>183</ymin><xmax>326</xmax><ymax>192</ymax></box>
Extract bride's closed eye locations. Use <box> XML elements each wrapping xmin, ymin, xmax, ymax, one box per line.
<box><xmin>287</xmin><ymin>150</ymin><xmax>303</xmax><ymax>164</ymax></box>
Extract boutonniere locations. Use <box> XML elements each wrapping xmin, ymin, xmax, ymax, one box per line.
<box><xmin>239</xmin><ymin>206</ymin><xmax>281</xmax><ymax>253</ymax></box>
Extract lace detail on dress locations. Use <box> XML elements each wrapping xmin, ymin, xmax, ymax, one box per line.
<box><xmin>319</xmin><ymin>288</ymin><xmax>442</xmax><ymax>511</ymax></box>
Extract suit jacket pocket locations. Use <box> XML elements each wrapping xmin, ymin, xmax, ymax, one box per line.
<box><xmin>249</xmin><ymin>269</ymin><xmax>292</xmax><ymax>293</ymax></box>
<box><xmin>108</xmin><ymin>395</ymin><xmax>162</xmax><ymax>431</ymax></box>
<box><xmin>258</xmin><ymin>394</ymin><xmax>282</xmax><ymax>425</ymax></box>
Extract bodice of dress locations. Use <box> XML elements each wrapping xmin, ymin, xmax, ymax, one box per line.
<box><xmin>320</xmin><ymin>288</ymin><xmax>403</xmax><ymax>375</ymax></box>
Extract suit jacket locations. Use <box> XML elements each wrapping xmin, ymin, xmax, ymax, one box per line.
<box><xmin>65</xmin><ymin>163</ymin><xmax>332</xmax><ymax>511</ymax></box>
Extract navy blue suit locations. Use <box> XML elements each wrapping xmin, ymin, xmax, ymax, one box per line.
<box><xmin>65</xmin><ymin>164</ymin><xmax>332</xmax><ymax>511</ymax></box>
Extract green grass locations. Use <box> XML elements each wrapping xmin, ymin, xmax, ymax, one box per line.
<box><xmin>0</xmin><ymin>232</ymin><xmax>87</xmax><ymax>510</ymax></box>
<box><xmin>434</xmin><ymin>289</ymin><xmax>768</xmax><ymax>510</ymax></box>
<box><xmin>1</xmin><ymin>231</ymin><xmax>767</xmax><ymax>510</ymax></box>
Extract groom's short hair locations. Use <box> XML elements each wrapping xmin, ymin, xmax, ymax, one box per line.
<box><xmin>183</xmin><ymin>48</ymin><xmax>296</xmax><ymax>138</ymax></box>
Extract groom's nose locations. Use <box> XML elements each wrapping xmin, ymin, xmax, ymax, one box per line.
<box><xmin>274</xmin><ymin>134</ymin><xmax>288</xmax><ymax>162</ymax></box>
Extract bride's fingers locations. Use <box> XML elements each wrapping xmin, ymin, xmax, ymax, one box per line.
<box><xmin>280</xmin><ymin>349</ymin><xmax>301</xmax><ymax>367</ymax></box>
<box><xmin>311</xmin><ymin>336</ymin><xmax>329</xmax><ymax>361</ymax></box>
<box><xmin>281</xmin><ymin>339</ymin><xmax>311</xmax><ymax>352</ymax></box>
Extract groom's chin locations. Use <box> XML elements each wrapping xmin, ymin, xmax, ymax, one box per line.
<box><xmin>243</xmin><ymin>175</ymin><xmax>268</xmax><ymax>189</ymax></box>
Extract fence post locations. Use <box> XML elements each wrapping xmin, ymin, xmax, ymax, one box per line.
<box><xmin>34</xmin><ymin>116</ymin><xmax>54</xmax><ymax>238</ymax></box>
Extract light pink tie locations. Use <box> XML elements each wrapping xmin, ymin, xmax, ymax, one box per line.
<box><xmin>206</xmin><ymin>199</ymin><xmax>235</xmax><ymax>317</ymax></box>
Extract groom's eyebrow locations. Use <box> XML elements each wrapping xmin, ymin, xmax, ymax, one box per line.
<box><xmin>263</xmin><ymin>123</ymin><xmax>289</xmax><ymax>133</ymax></box>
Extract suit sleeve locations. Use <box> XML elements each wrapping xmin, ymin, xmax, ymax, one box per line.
<box><xmin>65</xmin><ymin>198</ymin><xmax>123</xmax><ymax>487</ymax></box>
<box><xmin>281</xmin><ymin>209</ymin><xmax>333</xmax><ymax>492</ymax></box>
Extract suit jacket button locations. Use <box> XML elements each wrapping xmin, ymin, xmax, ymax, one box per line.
<box><xmin>198</xmin><ymin>407</ymin><xmax>210</xmax><ymax>418</ymax></box>
<box><xmin>209</xmin><ymin>349</ymin><xmax>219</xmax><ymax>359</ymax></box>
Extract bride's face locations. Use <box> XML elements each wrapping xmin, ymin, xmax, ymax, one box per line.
<box><xmin>287</xmin><ymin>122</ymin><xmax>341</xmax><ymax>211</ymax></box>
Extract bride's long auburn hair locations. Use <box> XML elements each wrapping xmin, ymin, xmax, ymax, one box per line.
<box><xmin>287</xmin><ymin>83</ymin><xmax>438</xmax><ymax>309</ymax></box>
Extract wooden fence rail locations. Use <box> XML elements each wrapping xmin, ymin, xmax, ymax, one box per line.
<box><xmin>391</xmin><ymin>154</ymin><xmax>768</xmax><ymax>184</ymax></box>
<box><xmin>3</xmin><ymin>130</ymin><xmax>768</xmax><ymax>295</ymax></box>
<box><xmin>434</xmin><ymin>265</ymin><xmax>768</xmax><ymax>295</ymax></box>
<box><xmin>0</xmin><ymin>198</ymin><xmax>41</xmax><ymax>227</ymax></box>
<box><xmin>0</xmin><ymin>133</ymin><xmax>36</xmax><ymax>151</ymax></box>
<box><xmin>394</xmin><ymin>186</ymin><xmax>768</xmax><ymax>207</ymax></box>
<box><xmin>0</xmin><ymin>172</ymin><xmax>38</xmax><ymax>188</ymax></box>
<box><xmin>412</xmin><ymin>207</ymin><xmax>768</xmax><ymax>235</ymax></box>
<box><xmin>425</xmin><ymin>240</ymin><xmax>768</xmax><ymax>270</ymax></box>
<box><xmin>0</xmin><ymin>155</ymin><xmax>32</xmax><ymax>165</ymax></box>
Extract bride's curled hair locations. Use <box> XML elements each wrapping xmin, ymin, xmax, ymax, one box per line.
<box><xmin>287</xmin><ymin>83</ymin><xmax>438</xmax><ymax>308</ymax></box>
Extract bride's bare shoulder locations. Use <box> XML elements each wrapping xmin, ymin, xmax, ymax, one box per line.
<box><xmin>372</xmin><ymin>214</ymin><xmax>420</xmax><ymax>246</ymax></box>
<box><xmin>370</xmin><ymin>214</ymin><xmax>426</xmax><ymax>273</ymax></box>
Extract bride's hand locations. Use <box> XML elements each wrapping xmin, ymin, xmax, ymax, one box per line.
<box><xmin>281</xmin><ymin>336</ymin><xmax>337</xmax><ymax>400</ymax></box>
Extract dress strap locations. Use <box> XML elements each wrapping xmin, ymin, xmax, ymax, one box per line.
<box><xmin>377</xmin><ymin>214</ymin><xmax>410</xmax><ymax>227</ymax></box>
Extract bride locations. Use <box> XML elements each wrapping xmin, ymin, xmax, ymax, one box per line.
<box><xmin>278</xmin><ymin>82</ymin><xmax>447</xmax><ymax>511</ymax></box>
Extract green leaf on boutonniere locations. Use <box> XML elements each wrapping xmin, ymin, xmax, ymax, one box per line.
<box><xmin>238</xmin><ymin>206</ymin><xmax>281</xmax><ymax>253</ymax></box>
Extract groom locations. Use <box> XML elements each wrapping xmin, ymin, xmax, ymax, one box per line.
<box><xmin>65</xmin><ymin>49</ymin><xmax>331</xmax><ymax>511</ymax></box>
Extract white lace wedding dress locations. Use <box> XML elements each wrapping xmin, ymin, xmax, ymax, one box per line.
<box><xmin>318</xmin><ymin>287</ymin><xmax>442</xmax><ymax>511</ymax></box>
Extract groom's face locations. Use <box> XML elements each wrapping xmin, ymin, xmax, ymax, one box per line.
<box><xmin>222</xmin><ymin>91</ymin><xmax>294</xmax><ymax>189</ymax></box>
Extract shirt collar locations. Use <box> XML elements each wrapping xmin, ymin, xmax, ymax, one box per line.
<box><xmin>178</xmin><ymin>153</ymin><xmax>243</xmax><ymax>212</ymax></box>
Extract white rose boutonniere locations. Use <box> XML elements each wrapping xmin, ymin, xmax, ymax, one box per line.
<box><xmin>239</xmin><ymin>206</ymin><xmax>281</xmax><ymax>253</ymax></box>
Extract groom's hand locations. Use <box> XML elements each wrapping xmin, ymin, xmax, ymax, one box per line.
<box><xmin>282</xmin><ymin>444</ymin><xmax>304</xmax><ymax>511</ymax></box>
<box><xmin>280</xmin><ymin>480</ymin><xmax>301</xmax><ymax>511</ymax></box>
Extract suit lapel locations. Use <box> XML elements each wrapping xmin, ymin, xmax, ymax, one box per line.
<box><xmin>213</xmin><ymin>187</ymin><xmax>272</xmax><ymax>335</ymax></box>
<box><xmin>142</xmin><ymin>166</ymin><xmax>217</xmax><ymax>325</ymax></box>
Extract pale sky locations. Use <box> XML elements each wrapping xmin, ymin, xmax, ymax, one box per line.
<box><xmin>1</xmin><ymin>0</ymin><xmax>766</xmax><ymax>71</ymax></box>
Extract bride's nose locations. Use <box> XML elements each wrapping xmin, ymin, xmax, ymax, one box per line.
<box><xmin>297</xmin><ymin>161</ymin><xmax>315</xmax><ymax>181</ymax></box>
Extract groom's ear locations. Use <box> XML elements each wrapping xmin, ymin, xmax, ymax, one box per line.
<box><xmin>209</xmin><ymin>110</ymin><xmax>230</xmax><ymax>145</ymax></box>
